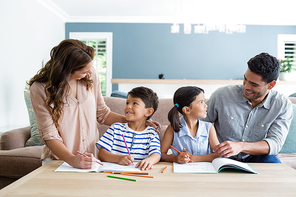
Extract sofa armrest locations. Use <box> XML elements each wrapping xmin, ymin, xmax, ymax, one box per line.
<box><xmin>0</xmin><ymin>126</ymin><xmax>31</xmax><ymax>150</ymax></box>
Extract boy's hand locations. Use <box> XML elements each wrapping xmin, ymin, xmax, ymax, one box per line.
<box><xmin>176</xmin><ymin>152</ymin><xmax>190</xmax><ymax>164</ymax></box>
<box><xmin>118</xmin><ymin>155</ymin><xmax>134</xmax><ymax>165</ymax></box>
<box><xmin>135</xmin><ymin>158</ymin><xmax>154</xmax><ymax>170</ymax></box>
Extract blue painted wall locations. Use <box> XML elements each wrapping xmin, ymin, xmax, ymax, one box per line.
<box><xmin>66</xmin><ymin>23</ymin><xmax>296</xmax><ymax>85</ymax></box>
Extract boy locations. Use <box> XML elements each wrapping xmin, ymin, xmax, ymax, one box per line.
<box><xmin>96</xmin><ymin>86</ymin><xmax>161</xmax><ymax>170</ymax></box>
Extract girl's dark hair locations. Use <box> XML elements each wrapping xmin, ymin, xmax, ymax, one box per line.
<box><xmin>168</xmin><ymin>86</ymin><xmax>204</xmax><ymax>132</ymax></box>
<box><xmin>28</xmin><ymin>39</ymin><xmax>95</xmax><ymax>129</ymax></box>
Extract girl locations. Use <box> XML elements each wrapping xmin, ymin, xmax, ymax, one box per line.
<box><xmin>161</xmin><ymin>86</ymin><xmax>220</xmax><ymax>164</ymax></box>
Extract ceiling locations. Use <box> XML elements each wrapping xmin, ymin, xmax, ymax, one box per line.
<box><xmin>41</xmin><ymin>0</ymin><xmax>296</xmax><ymax>25</ymax></box>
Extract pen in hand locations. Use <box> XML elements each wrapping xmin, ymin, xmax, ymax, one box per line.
<box><xmin>170</xmin><ymin>145</ymin><xmax>193</xmax><ymax>162</ymax></box>
<box><xmin>77</xmin><ymin>151</ymin><xmax>104</xmax><ymax>166</ymax></box>
<box><xmin>122</xmin><ymin>134</ymin><xmax>134</xmax><ymax>164</ymax></box>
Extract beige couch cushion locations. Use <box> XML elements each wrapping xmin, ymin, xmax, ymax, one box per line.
<box><xmin>0</xmin><ymin>146</ymin><xmax>42</xmax><ymax>179</ymax></box>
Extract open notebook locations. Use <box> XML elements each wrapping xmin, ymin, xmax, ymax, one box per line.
<box><xmin>55</xmin><ymin>161</ymin><xmax>141</xmax><ymax>173</ymax></box>
<box><xmin>173</xmin><ymin>158</ymin><xmax>257</xmax><ymax>174</ymax></box>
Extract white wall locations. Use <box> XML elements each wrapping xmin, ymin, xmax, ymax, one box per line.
<box><xmin>0</xmin><ymin>0</ymin><xmax>65</xmax><ymax>131</ymax></box>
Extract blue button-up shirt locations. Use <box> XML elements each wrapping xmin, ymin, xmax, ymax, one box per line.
<box><xmin>171</xmin><ymin>117</ymin><xmax>212</xmax><ymax>155</ymax></box>
<box><xmin>203</xmin><ymin>85</ymin><xmax>293</xmax><ymax>160</ymax></box>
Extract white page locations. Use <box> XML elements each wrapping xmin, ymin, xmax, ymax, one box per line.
<box><xmin>173</xmin><ymin>162</ymin><xmax>217</xmax><ymax>173</ymax></box>
<box><xmin>97</xmin><ymin>162</ymin><xmax>141</xmax><ymax>172</ymax></box>
<box><xmin>54</xmin><ymin>162</ymin><xmax>100</xmax><ymax>173</ymax></box>
<box><xmin>211</xmin><ymin>158</ymin><xmax>257</xmax><ymax>173</ymax></box>
<box><xmin>55</xmin><ymin>161</ymin><xmax>141</xmax><ymax>173</ymax></box>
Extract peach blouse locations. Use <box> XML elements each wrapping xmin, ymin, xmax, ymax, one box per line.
<box><xmin>30</xmin><ymin>67</ymin><xmax>110</xmax><ymax>160</ymax></box>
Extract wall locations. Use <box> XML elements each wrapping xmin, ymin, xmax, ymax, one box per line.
<box><xmin>0</xmin><ymin>0</ymin><xmax>65</xmax><ymax>130</ymax></box>
<box><xmin>65</xmin><ymin>23</ymin><xmax>296</xmax><ymax>90</ymax></box>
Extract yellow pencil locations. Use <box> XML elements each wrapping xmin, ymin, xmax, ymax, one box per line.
<box><xmin>162</xmin><ymin>166</ymin><xmax>168</xmax><ymax>173</ymax></box>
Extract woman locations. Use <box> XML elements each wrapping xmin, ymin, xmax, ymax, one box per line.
<box><xmin>29</xmin><ymin>39</ymin><xmax>158</xmax><ymax>169</ymax></box>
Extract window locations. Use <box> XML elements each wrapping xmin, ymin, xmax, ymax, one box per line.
<box><xmin>278</xmin><ymin>34</ymin><xmax>296</xmax><ymax>68</ymax></box>
<box><xmin>69</xmin><ymin>32</ymin><xmax>113</xmax><ymax>96</ymax></box>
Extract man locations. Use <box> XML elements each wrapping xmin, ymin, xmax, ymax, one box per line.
<box><xmin>204</xmin><ymin>52</ymin><xmax>293</xmax><ymax>163</ymax></box>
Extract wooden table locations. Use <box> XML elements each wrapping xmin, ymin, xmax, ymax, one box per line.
<box><xmin>1</xmin><ymin>161</ymin><xmax>296</xmax><ymax>196</ymax></box>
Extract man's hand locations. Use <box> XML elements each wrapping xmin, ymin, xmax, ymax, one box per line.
<box><xmin>213</xmin><ymin>141</ymin><xmax>242</xmax><ymax>157</ymax></box>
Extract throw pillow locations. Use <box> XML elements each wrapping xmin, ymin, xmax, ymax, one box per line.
<box><xmin>279</xmin><ymin>104</ymin><xmax>296</xmax><ymax>153</ymax></box>
<box><xmin>24</xmin><ymin>90</ymin><xmax>44</xmax><ymax>146</ymax></box>
<box><xmin>110</xmin><ymin>90</ymin><xmax>127</xmax><ymax>98</ymax></box>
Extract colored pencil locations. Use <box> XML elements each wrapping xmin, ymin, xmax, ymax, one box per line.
<box><xmin>162</xmin><ymin>166</ymin><xmax>168</xmax><ymax>173</ymax></box>
<box><xmin>77</xmin><ymin>151</ymin><xmax>104</xmax><ymax>166</ymax></box>
<box><xmin>112</xmin><ymin>172</ymin><xmax>149</xmax><ymax>175</ymax></box>
<box><xmin>170</xmin><ymin>145</ymin><xmax>193</xmax><ymax>162</ymax></box>
<box><xmin>107</xmin><ymin>175</ymin><xmax>136</xmax><ymax>182</ymax></box>
<box><xmin>103</xmin><ymin>171</ymin><xmax>147</xmax><ymax>174</ymax></box>
<box><xmin>121</xmin><ymin>173</ymin><xmax>154</xmax><ymax>178</ymax></box>
<box><xmin>122</xmin><ymin>134</ymin><xmax>133</xmax><ymax>163</ymax></box>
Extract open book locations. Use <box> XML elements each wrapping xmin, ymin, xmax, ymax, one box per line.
<box><xmin>55</xmin><ymin>161</ymin><xmax>141</xmax><ymax>173</ymax></box>
<box><xmin>173</xmin><ymin>158</ymin><xmax>257</xmax><ymax>174</ymax></box>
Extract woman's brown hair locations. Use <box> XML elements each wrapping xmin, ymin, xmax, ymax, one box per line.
<box><xmin>28</xmin><ymin>39</ymin><xmax>95</xmax><ymax>129</ymax></box>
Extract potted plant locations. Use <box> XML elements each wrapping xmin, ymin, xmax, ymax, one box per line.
<box><xmin>279</xmin><ymin>58</ymin><xmax>293</xmax><ymax>81</ymax></box>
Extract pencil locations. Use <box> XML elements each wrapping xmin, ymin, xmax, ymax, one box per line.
<box><xmin>162</xmin><ymin>166</ymin><xmax>167</xmax><ymax>173</ymax></box>
<box><xmin>170</xmin><ymin>145</ymin><xmax>193</xmax><ymax>162</ymax></box>
<box><xmin>103</xmin><ymin>171</ymin><xmax>147</xmax><ymax>174</ymax></box>
<box><xmin>107</xmin><ymin>175</ymin><xmax>136</xmax><ymax>182</ymax></box>
<box><xmin>112</xmin><ymin>172</ymin><xmax>149</xmax><ymax>175</ymax></box>
<box><xmin>77</xmin><ymin>151</ymin><xmax>104</xmax><ymax>166</ymax></box>
<box><xmin>121</xmin><ymin>173</ymin><xmax>154</xmax><ymax>178</ymax></box>
<box><xmin>122</xmin><ymin>134</ymin><xmax>133</xmax><ymax>163</ymax></box>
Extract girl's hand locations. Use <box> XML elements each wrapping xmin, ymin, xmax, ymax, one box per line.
<box><xmin>145</xmin><ymin>120</ymin><xmax>161</xmax><ymax>133</ymax></box>
<box><xmin>176</xmin><ymin>152</ymin><xmax>190</xmax><ymax>164</ymax></box>
<box><xmin>135</xmin><ymin>158</ymin><xmax>154</xmax><ymax>170</ymax></box>
<box><xmin>183</xmin><ymin>148</ymin><xmax>193</xmax><ymax>161</ymax></box>
<box><xmin>118</xmin><ymin>155</ymin><xmax>134</xmax><ymax>165</ymax></box>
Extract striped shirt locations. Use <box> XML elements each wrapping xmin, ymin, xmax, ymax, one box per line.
<box><xmin>96</xmin><ymin>123</ymin><xmax>161</xmax><ymax>161</ymax></box>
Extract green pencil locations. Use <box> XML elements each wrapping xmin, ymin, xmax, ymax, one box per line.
<box><xmin>107</xmin><ymin>175</ymin><xmax>137</xmax><ymax>182</ymax></box>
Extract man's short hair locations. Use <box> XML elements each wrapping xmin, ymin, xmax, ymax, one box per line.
<box><xmin>128</xmin><ymin>86</ymin><xmax>159</xmax><ymax>120</ymax></box>
<box><xmin>247</xmin><ymin>52</ymin><xmax>280</xmax><ymax>83</ymax></box>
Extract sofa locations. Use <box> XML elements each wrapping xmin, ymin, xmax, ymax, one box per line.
<box><xmin>1</xmin><ymin>96</ymin><xmax>296</xmax><ymax>189</ymax></box>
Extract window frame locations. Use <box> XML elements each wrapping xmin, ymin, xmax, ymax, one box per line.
<box><xmin>277</xmin><ymin>34</ymin><xmax>296</xmax><ymax>66</ymax></box>
<box><xmin>69</xmin><ymin>32</ymin><xmax>113</xmax><ymax>96</ymax></box>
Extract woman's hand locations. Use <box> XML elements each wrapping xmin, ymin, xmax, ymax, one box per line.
<box><xmin>73</xmin><ymin>152</ymin><xmax>96</xmax><ymax>169</ymax></box>
<box><xmin>146</xmin><ymin>120</ymin><xmax>161</xmax><ymax>133</ymax></box>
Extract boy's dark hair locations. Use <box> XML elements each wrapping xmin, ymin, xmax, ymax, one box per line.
<box><xmin>247</xmin><ymin>52</ymin><xmax>280</xmax><ymax>83</ymax></box>
<box><xmin>127</xmin><ymin>86</ymin><xmax>159</xmax><ymax>120</ymax></box>
<box><xmin>168</xmin><ymin>86</ymin><xmax>204</xmax><ymax>132</ymax></box>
